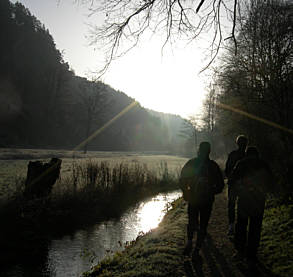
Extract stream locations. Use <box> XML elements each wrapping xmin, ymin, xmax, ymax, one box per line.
<box><xmin>3</xmin><ymin>190</ymin><xmax>181</xmax><ymax>277</ymax></box>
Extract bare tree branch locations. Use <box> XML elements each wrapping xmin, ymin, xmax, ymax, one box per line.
<box><xmin>80</xmin><ymin>0</ymin><xmax>239</xmax><ymax>77</ymax></box>
<box><xmin>196</xmin><ymin>0</ymin><xmax>206</xmax><ymax>13</ymax></box>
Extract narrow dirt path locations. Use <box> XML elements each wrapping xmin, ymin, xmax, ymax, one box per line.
<box><xmin>182</xmin><ymin>188</ymin><xmax>277</xmax><ymax>277</ymax></box>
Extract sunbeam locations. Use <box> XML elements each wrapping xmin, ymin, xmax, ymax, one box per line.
<box><xmin>71</xmin><ymin>101</ymin><xmax>139</xmax><ymax>154</ymax></box>
<box><xmin>217</xmin><ymin>102</ymin><xmax>293</xmax><ymax>135</ymax></box>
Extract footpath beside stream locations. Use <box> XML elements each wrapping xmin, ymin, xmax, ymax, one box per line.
<box><xmin>85</xmin><ymin>189</ymin><xmax>289</xmax><ymax>277</ymax></box>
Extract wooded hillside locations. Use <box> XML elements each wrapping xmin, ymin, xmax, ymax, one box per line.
<box><xmin>0</xmin><ymin>0</ymin><xmax>186</xmax><ymax>153</ymax></box>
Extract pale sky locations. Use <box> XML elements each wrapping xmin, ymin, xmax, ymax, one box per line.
<box><xmin>14</xmin><ymin>0</ymin><xmax>216</xmax><ymax>118</ymax></box>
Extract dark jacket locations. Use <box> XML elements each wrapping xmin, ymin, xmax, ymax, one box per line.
<box><xmin>180</xmin><ymin>157</ymin><xmax>224</xmax><ymax>204</ymax></box>
<box><xmin>225</xmin><ymin>149</ymin><xmax>246</xmax><ymax>179</ymax></box>
<box><xmin>230</xmin><ymin>156</ymin><xmax>274</xmax><ymax>216</ymax></box>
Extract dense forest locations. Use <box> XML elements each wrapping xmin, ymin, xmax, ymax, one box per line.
<box><xmin>0</xmin><ymin>0</ymin><xmax>189</xmax><ymax>153</ymax></box>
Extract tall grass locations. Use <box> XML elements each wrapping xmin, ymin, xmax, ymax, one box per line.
<box><xmin>0</xmin><ymin>159</ymin><xmax>180</xmax><ymax>238</ymax></box>
<box><xmin>52</xmin><ymin>160</ymin><xmax>179</xmax><ymax>220</ymax></box>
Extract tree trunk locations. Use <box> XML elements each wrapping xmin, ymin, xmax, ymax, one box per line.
<box><xmin>24</xmin><ymin>158</ymin><xmax>62</xmax><ymax>199</ymax></box>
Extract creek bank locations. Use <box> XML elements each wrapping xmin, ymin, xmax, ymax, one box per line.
<box><xmin>85</xmin><ymin>189</ymin><xmax>290</xmax><ymax>277</ymax></box>
<box><xmin>1</xmin><ymin>158</ymin><xmax>181</xmax><ymax>267</ymax></box>
<box><xmin>0</xmin><ymin>182</ymin><xmax>179</xmax><ymax>268</ymax></box>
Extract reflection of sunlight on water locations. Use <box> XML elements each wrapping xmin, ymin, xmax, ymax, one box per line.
<box><xmin>43</xmin><ymin>191</ymin><xmax>181</xmax><ymax>277</ymax></box>
<box><xmin>136</xmin><ymin>192</ymin><xmax>180</xmax><ymax>233</ymax></box>
<box><xmin>138</xmin><ymin>201</ymin><xmax>165</xmax><ymax>232</ymax></box>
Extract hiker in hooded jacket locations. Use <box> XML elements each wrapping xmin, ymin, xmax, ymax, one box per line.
<box><xmin>225</xmin><ymin>135</ymin><xmax>248</xmax><ymax>236</ymax></box>
<box><xmin>229</xmin><ymin>146</ymin><xmax>274</xmax><ymax>264</ymax></box>
<box><xmin>180</xmin><ymin>141</ymin><xmax>225</xmax><ymax>257</ymax></box>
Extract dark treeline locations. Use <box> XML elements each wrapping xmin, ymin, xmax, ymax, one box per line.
<box><xmin>200</xmin><ymin>0</ymin><xmax>293</xmax><ymax>200</ymax></box>
<box><xmin>0</xmin><ymin>0</ymin><xmax>186</xmax><ymax>153</ymax></box>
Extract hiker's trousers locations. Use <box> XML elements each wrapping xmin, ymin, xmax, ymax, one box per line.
<box><xmin>187</xmin><ymin>201</ymin><xmax>213</xmax><ymax>249</ymax></box>
<box><xmin>234</xmin><ymin>207</ymin><xmax>264</xmax><ymax>259</ymax></box>
<box><xmin>228</xmin><ymin>183</ymin><xmax>236</xmax><ymax>224</ymax></box>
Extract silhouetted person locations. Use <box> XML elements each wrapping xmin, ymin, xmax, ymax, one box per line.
<box><xmin>180</xmin><ymin>141</ymin><xmax>224</xmax><ymax>257</ymax></box>
<box><xmin>230</xmin><ymin>146</ymin><xmax>274</xmax><ymax>264</ymax></box>
<box><xmin>225</xmin><ymin>135</ymin><xmax>248</xmax><ymax>236</ymax></box>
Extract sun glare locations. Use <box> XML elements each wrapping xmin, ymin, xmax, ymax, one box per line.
<box><xmin>137</xmin><ymin>192</ymin><xmax>180</xmax><ymax>233</ymax></box>
<box><xmin>138</xmin><ymin>201</ymin><xmax>165</xmax><ymax>232</ymax></box>
<box><xmin>104</xmin><ymin>39</ymin><xmax>207</xmax><ymax>118</ymax></box>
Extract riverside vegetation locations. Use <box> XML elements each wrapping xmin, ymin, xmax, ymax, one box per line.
<box><xmin>1</xmin><ymin>152</ymin><xmax>292</xmax><ymax>276</ymax></box>
<box><xmin>0</xmin><ymin>154</ymin><xmax>184</xmax><ymax>266</ymax></box>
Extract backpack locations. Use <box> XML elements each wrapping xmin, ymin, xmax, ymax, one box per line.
<box><xmin>181</xmin><ymin>161</ymin><xmax>213</xmax><ymax>206</ymax></box>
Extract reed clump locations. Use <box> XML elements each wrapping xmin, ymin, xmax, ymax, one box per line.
<box><xmin>0</xmin><ymin>159</ymin><xmax>180</xmax><ymax>239</ymax></box>
<box><xmin>51</xmin><ymin>160</ymin><xmax>178</xmax><ymax>221</ymax></box>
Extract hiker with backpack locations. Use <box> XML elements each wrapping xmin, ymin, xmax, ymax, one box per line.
<box><xmin>225</xmin><ymin>135</ymin><xmax>248</xmax><ymax>236</ymax></box>
<box><xmin>180</xmin><ymin>141</ymin><xmax>224</xmax><ymax>257</ymax></box>
<box><xmin>229</xmin><ymin>146</ymin><xmax>274</xmax><ymax>264</ymax></box>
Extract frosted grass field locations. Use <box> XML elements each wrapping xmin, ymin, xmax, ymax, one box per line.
<box><xmin>0</xmin><ymin>148</ymin><xmax>188</xmax><ymax>199</ymax></box>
